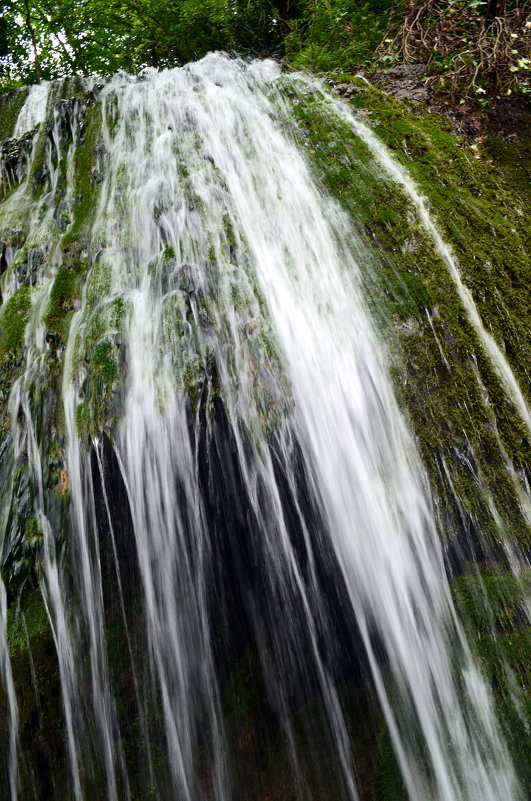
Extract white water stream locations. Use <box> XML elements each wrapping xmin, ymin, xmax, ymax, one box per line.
<box><xmin>0</xmin><ymin>55</ymin><xmax>526</xmax><ymax>801</ymax></box>
<box><xmin>13</xmin><ymin>82</ymin><xmax>51</xmax><ymax>139</ymax></box>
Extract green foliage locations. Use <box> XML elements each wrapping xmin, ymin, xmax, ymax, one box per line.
<box><xmin>1</xmin><ymin>0</ymin><xmax>529</xmax><ymax>103</ymax></box>
<box><xmin>0</xmin><ymin>0</ymin><xmax>132</xmax><ymax>85</ymax></box>
<box><xmin>285</xmin><ymin>0</ymin><xmax>400</xmax><ymax>73</ymax></box>
<box><xmin>0</xmin><ymin>0</ymin><xmax>289</xmax><ymax>90</ymax></box>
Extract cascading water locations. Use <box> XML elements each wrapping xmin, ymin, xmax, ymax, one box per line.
<box><xmin>0</xmin><ymin>54</ymin><xmax>528</xmax><ymax>801</ymax></box>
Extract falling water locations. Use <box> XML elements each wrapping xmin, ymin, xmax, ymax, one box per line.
<box><xmin>0</xmin><ymin>55</ymin><xmax>526</xmax><ymax>801</ymax></box>
<box><xmin>0</xmin><ymin>583</ymin><xmax>18</xmax><ymax>801</ymax></box>
<box><xmin>13</xmin><ymin>83</ymin><xmax>51</xmax><ymax>139</ymax></box>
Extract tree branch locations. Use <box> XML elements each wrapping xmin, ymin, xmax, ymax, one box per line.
<box><xmin>23</xmin><ymin>0</ymin><xmax>41</xmax><ymax>82</ymax></box>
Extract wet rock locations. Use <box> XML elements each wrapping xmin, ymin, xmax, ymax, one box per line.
<box><xmin>0</xmin><ymin>130</ymin><xmax>36</xmax><ymax>193</ymax></box>
<box><xmin>16</xmin><ymin>246</ymin><xmax>45</xmax><ymax>286</ymax></box>
<box><xmin>244</xmin><ymin>318</ymin><xmax>259</xmax><ymax>338</ymax></box>
<box><xmin>91</xmin><ymin>139</ymin><xmax>106</xmax><ymax>185</ymax></box>
<box><xmin>55</xmin><ymin>197</ymin><xmax>72</xmax><ymax>231</ymax></box>
<box><xmin>336</xmin><ymin>83</ymin><xmax>368</xmax><ymax>98</ymax></box>
<box><xmin>57</xmin><ymin>469</ymin><xmax>69</xmax><ymax>494</ymax></box>
<box><xmin>401</xmin><ymin>236</ymin><xmax>420</xmax><ymax>253</ymax></box>
<box><xmin>372</xmin><ymin>64</ymin><xmax>430</xmax><ymax>104</ymax></box>
<box><xmin>45</xmin><ymin>97</ymin><xmax>89</xmax><ymax>164</ymax></box>
<box><xmin>90</xmin><ymin>165</ymin><xmax>104</xmax><ymax>185</ymax></box>
<box><xmin>32</xmin><ymin>162</ymin><xmax>50</xmax><ymax>192</ymax></box>
<box><xmin>178</xmin><ymin>262</ymin><xmax>200</xmax><ymax>294</ymax></box>
<box><xmin>399</xmin><ymin>318</ymin><xmax>420</xmax><ymax>336</ymax></box>
<box><xmin>90</xmin><ymin>82</ymin><xmax>105</xmax><ymax>99</ymax></box>
<box><xmin>0</xmin><ymin>229</ymin><xmax>26</xmax><ymax>276</ymax></box>
<box><xmin>389</xmin><ymin>64</ymin><xmax>427</xmax><ymax>79</ymax></box>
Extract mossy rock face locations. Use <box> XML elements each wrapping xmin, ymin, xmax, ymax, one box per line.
<box><xmin>72</xmin><ymin>282</ymin><xmax>129</xmax><ymax>440</ymax></box>
<box><xmin>0</xmin><ymin>447</ymin><xmax>70</xmax><ymax>597</ymax></box>
<box><xmin>2</xmin><ymin>589</ymin><xmax>68</xmax><ymax>801</ymax></box>
<box><xmin>44</xmin><ymin>266</ymin><xmax>78</xmax><ymax>341</ymax></box>
<box><xmin>213</xmin><ymin>647</ymin><xmax>385</xmax><ymax>801</ymax></box>
<box><xmin>0</xmin><ymin>286</ymin><xmax>32</xmax><ymax>446</ymax></box>
<box><xmin>0</xmin><ymin>83</ymin><xmax>99</xmax><ymax>600</ymax></box>
<box><xmin>7</xmin><ymin>587</ymin><xmax>51</xmax><ymax>656</ymax></box>
<box><xmin>451</xmin><ymin>570</ymin><xmax>531</xmax><ymax>787</ymax></box>
<box><xmin>0</xmin><ymin>130</ymin><xmax>37</xmax><ymax>200</ymax></box>
<box><xmin>285</xmin><ymin>79</ymin><xmax>530</xmax><ymax>551</ymax></box>
<box><xmin>0</xmin><ymin>285</ymin><xmax>31</xmax><ymax>363</ymax></box>
<box><xmin>0</xmin><ymin>88</ymin><xmax>28</xmax><ymax>142</ymax></box>
<box><xmin>60</xmin><ymin>100</ymin><xmax>101</xmax><ymax>247</ymax></box>
<box><xmin>0</xmin><ymin>464</ymin><xmax>34</xmax><ymax>589</ymax></box>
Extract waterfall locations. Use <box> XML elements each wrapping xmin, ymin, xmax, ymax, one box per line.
<box><xmin>0</xmin><ymin>54</ymin><xmax>527</xmax><ymax>801</ymax></box>
<box><xmin>13</xmin><ymin>83</ymin><xmax>51</xmax><ymax>139</ymax></box>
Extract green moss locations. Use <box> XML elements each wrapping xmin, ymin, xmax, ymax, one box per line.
<box><xmin>61</xmin><ymin>101</ymin><xmax>101</xmax><ymax>249</ymax></box>
<box><xmin>351</xmin><ymin>94</ymin><xmax>531</xmax><ymax>379</ymax></box>
<box><xmin>162</xmin><ymin>244</ymin><xmax>175</xmax><ymax>261</ymax></box>
<box><xmin>5</xmin><ymin>587</ymin><xmax>67</xmax><ymax>799</ymax></box>
<box><xmin>92</xmin><ymin>338</ymin><xmax>118</xmax><ymax>384</ymax></box>
<box><xmin>71</xmin><ymin>277</ymin><xmax>129</xmax><ymax>439</ymax></box>
<box><xmin>0</xmin><ymin>286</ymin><xmax>32</xmax><ymax>363</ymax></box>
<box><xmin>451</xmin><ymin>569</ymin><xmax>531</xmax><ymax>785</ymax></box>
<box><xmin>44</xmin><ymin>266</ymin><xmax>78</xmax><ymax>341</ymax></box>
<box><xmin>483</xmin><ymin>131</ymin><xmax>531</xmax><ymax>200</ymax></box>
<box><xmin>85</xmin><ymin>258</ymin><xmax>112</xmax><ymax>306</ymax></box>
<box><xmin>453</xmin><ymin>571</ymin><xmax>530</xmax><ymax>637</ymax></box>
<box><xmin>0</xmin><ymin>88</ymin><xmax>28</xmax><ymax>142</ymax></box>
<box><xmin>73</xmin><ymin>340</ymin><xmax>120</xmax><ymax>439</ymax></box>
<box><xmin>23</xmin><ymin>515</ymin><xmax>44</xmax><ymax>554</ymax></box>
<box><xmin>377</xmin><ymin>727</ymin><xmax>407</xmax><ymax>801</ymax></box>
<box><xmin>7</xmin><ymin>588</ymin><xmax>51</xmax><ymax>656</ymax></box>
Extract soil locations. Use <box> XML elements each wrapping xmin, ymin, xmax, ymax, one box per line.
<box><xmin>363</xmin><ymin>62</ymin><xmax>530</xmax><ymax>144</ymax></box>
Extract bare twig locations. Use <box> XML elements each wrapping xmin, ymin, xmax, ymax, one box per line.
<box><xmin>23</xmin><ymin>0</ymin><xmax>41</xmax><ymax>83</ymax></box>
<box><xmin>379</xmin><ymin>0</ymin><xmax>530</xmax><ymax>98</ymax></box>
